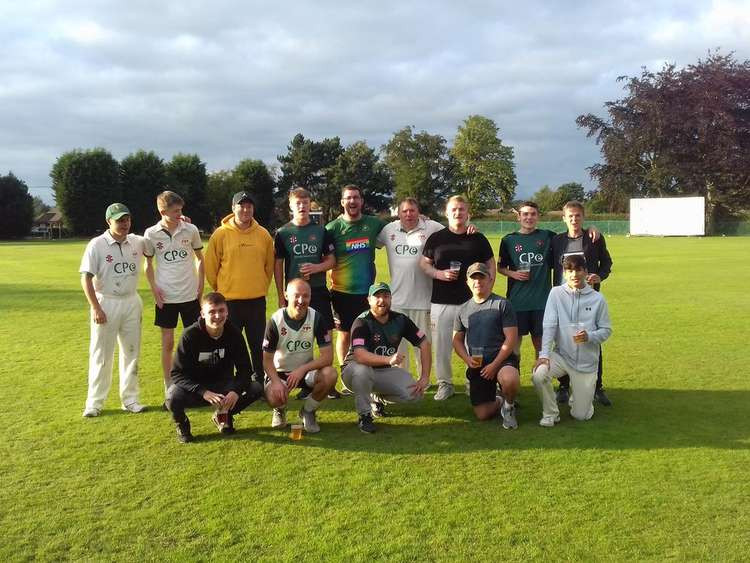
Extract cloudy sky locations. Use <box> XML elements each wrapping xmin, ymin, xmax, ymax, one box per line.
<box><xmin>2</xmin><ymin>0</ymin><xmax>749</xmax><ymax>205</ymax></box>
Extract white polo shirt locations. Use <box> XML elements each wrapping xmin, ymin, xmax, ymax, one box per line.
<box><xmin>377</xmin><ymin>218</ymin><xmax>444</xmax><ymax>311</ymax></box>
<box><xmin>80</xmin><ymin>232</ymin><xmax>145</xmax><ymax>297</ymax></box>
<box><xmin>143</xmin><ymin>221</ymin><xmax>203</xmax><ymax>304</ymax></box>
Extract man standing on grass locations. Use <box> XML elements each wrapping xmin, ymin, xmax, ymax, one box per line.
<box><xmin>551</xmin><ymin>200</ymin><xmax>613</xmax><ymax>406</ymax></box>
<box><xmin>273</xmin><ymin>186</ymin><xmax>337</xmax><ymax>399</ymax></box>
<box><xmin>453</xmin><ymin>263</ymin><xmax>520</xmax><ymax>429</ymax></box>
<box><xmin>80</xmin><ymin>203</ymin><xmax>146</xmax><ymax>417</ymax></box>
<box><xmin>325</xmin><ymin>185</ymin><xmax>386</xmax><ymax>368</ymax></box>
<box><xmin>420</xmin><ymin>195</ymin><xmax>495</xmax><ymax>401</ymax></box>
<box><xmin>531</xmin><ymin>255</ymin><xmax>612</xmax><ymax>426</ymax></box>
<box><xmin>263</xmin><ymin>278</ymin><xmax>338</xmax><ymax>434</ymax></box>
<box><xmin>166</xmin><ymin>292</ymin><xmax>263</xmax><ymax>443</ymax></box>
<box><xmin>205</xmin><ymin>191</ymin><xmax>274</xmax><ymax>383</ymax></box>
<box><xmin>341</xmin><ymin>282</ymin><xmax>431</xmax><ymax>433</ymax></box>
<box><xmin>144</xmin><ymin>191</ymin><xmax>204</xmax><ymax>400</ymax></box>
<box><xmin>376</xmin><ymin>197</ymin><xmax>444</xmax><ymax>374</ymax></box>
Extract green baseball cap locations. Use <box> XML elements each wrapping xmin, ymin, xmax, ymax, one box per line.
<box><xmin>368</xmin><ymin>282</ymin><xmax>391</xmax><ymax>297</ymax></box>
<box><xmin>105</xmin><ymin>203</ymin><xmax>131</xmax><ymax>221</ymax></box>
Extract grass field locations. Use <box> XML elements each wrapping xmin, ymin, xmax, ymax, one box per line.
<box><xmin>1</xmin><ymin>236</ymin><xmax>749</xmax><ymax>561</ymax></box>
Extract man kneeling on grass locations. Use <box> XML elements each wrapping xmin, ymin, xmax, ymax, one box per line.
<box><xmin>341</xmin><ymin>282</ymin><xmax>431</xmax><ymax>433</ymax></box>
<box><xmin>263</xmin><ymin>278</ymin><xmax>338</xmax><ymax>434</ymax></box>
<box><xmin>531</xmin><ymin>254</ymin><xmax>612</xmax><ymax>426</ymax></box>
<box><xmin>452</xmin><ymin>263</ymin><xmax>521</xmax><ymax>429</ymax></box>
<box><xmin>166</xmin><ymin>292</ymin><xmax>263</xmax><ymax>443</ymax></box>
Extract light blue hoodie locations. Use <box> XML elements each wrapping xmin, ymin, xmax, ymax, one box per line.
<box><xmin>540</xmin><ymin>282</ymin><xmax>612</xmax><ymax>373</ymax></box>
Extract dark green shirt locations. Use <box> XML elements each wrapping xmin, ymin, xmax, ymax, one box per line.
<box><xmin>498</xmin><ymin>229</ymin><xmax>554</xmax><ymax>311</ymax></box>
<box><xmin>274</xmin><ymin>221</ymin><xmax>335</xmax><ymax>288</ymax></box>
<box><xmin>344</xmin><ymin>310</ymin><xmax>425</xmax><ymax>368</ymax></box>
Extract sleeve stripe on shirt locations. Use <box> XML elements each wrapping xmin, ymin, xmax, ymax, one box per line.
<box><xmin>352</xmin><ymin>338</ymin><xmax>366</xmax><ymax>346</ymax></box>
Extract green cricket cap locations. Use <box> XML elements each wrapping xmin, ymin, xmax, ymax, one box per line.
<box><xmin>368</xmin><ymin>282</ymin><xmax>391</xmax><ymax>297</ymax></box>
<box><xmin>105</xmin><ymin>203</ymin><xmax>131</xmax><ymax>221</ymax></box>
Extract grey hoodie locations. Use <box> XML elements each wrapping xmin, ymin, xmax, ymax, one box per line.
<box><xmin>540</xmin><ymin>282</ymin><xmax>612</xmax><ymax>373</ymax></box>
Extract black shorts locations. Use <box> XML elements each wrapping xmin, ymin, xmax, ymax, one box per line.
<box><xmin>154</xmin><ymin>300</ymin><xmax>201</xmax><ymax>329</ymax></box>
<box><xmin>331</xmin><ymin>291</ymin><xmax>368</xmax><ymax>332</ymax></box>
<box><xmin>264</xmin><ymin>371</ymin><xmax>315</xmax><ymax>392</ymax></box>
<box><xmin>516</xmin><ymin>310</ymin><xmax>544</xmax><ymax>337</ymax></box>
<box><xmin>310</xmin><ymin>286</ymin><xmax>334</xmax><ymax>332</ymax></box>
<box><xmin>466</xmin><ymin>355</ymin><xmax>520</xmax><ymax>406</ymax></box>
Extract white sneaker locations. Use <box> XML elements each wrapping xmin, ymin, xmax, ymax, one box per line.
<box><xmin>539</xmin><ymin>414</ymin><xmax>561</xmax><ymax>427</ymax></box>
<box><xmin>121</xmin><ymin>402</ymin><xmax>145</xmax><ymax>413</ymax></box>
<box><xmin>271</xmin><ymin>407</ymin><xmax>287</xmax><ymax>428</ymax></box>
<box><xmin>82</xmin><ymin>407</ymin><xmax>101</xmax><ymax>418</ymax></box>
<box><xmin>434</xmin><ymin>383</ymin><xmax>455</xmax><ymax>401</ymax></box>
<box><xmin>298</xmin><ymin>408</ymin><xmax>320</xmax><ymax>433</ymax></box>
<box><xmin>501</xmin><ymin>402</ymin><xmax>518</xmax><ymax>429</ymax></box>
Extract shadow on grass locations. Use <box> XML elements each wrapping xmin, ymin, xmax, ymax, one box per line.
<box><xmin>149</xmin><ymin>388</ymin><xmax>750</xmax><ymax>453</ymax></box>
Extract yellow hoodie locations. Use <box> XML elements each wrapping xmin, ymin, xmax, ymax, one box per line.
<box><xmin>204</xmin><ymin>214</ymin><xmax>274</xmax><ymax>300</ymax></box>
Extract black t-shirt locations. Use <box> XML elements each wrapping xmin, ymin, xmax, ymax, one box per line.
<box><xmin>422</xmin><ymin>228</ymin><xmax>494</xmax><ymax>305</ymax></box>
<box><xmin>344</xmin><ymin>310</ymin><xmax>426</xmax><ymax>368</ymax></box>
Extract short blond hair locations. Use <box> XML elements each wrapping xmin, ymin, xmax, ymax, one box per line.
<box><xmin>289</xmin><ymin>187</ymin><xmax>311</xmax><ymax>200</ymax></box>
<box><xmin>562</xmin><ymin>200</ymin><xmax>585</xmax><ymax>214</ymax></box>
<box><xmin>156</xmin><ymin>190</ymin><xmax>184</xmax><ymax>211</ymax></box>
<box><xmin>445</xmin><ymin>194</ymin><xmax>469</xmax><ymax>209</ymax></box>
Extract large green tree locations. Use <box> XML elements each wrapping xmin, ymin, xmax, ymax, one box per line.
<box><xmin>51</xmin><ymin>148</ymin><xmax>120</xmax><ymax>235</ymax></box>
<box><xmin>382</xmin><ymin>126</ymin><xmax>453</xmax><ymax>217</ymax></box>
<box><xmin>277</xmin><ymin>134</ymin><xmax>344</xmax><ymax>222</ymax></box>
<box><xmin>532</xmin><ymin>182</ymin><xmax>586</xmax><ymax>212</ymax></box>
<box><xmin>0</xmin><ymin>172</ymin><xmax>34</xmax><ymax>238</ymax></box>
<box><xmin>120</xmin><ymin>150</ymin><xmax>166</xmax><ymax>233</ymax></box>
<box><xmin>206</xmin><ymin>170</ymin><xmax>241</xmax><ymax>228</ymax></box>
<box><xmin>577</xmin><ymin>51</ymin><xmax>750</xmax><ymax>229</ymax></box>
<box><xmin>233</xmin><ymin>159</ymin><xmax>276</xmax><ymax>227</ymax></box>
<box><xmin>329</xmin><ymin>141</ymin><xmax>393</xmax><ymax>215</ymax></box>
<box><xmin>165</xmin><ymin>153</ymin><xmax>209</xmax><ymax>230</ymax></box>
<box><xmin>451</xmin><ymin>115</ymin><xmax>516</xmax><ymax>212</ymax></box>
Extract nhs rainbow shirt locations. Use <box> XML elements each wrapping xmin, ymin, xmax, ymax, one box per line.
<box><xmin>325</xmin><ymin>214</ymin><xmax>385</xmax><ymax>294</ymax></box>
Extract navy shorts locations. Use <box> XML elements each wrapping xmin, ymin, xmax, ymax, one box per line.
<box><xmin>466</xmin><ymin>355</ymin><xmax>520</xmax><ymax>406</ymax></box>
<box><xmin>154</xmin><ymin>300</ymin><xmax>201</xmax><ymax>329</ymax></box>
<box><xmin>331</xmin><ymin>291</ymin><xmax>368</xmax><ymax>332</ymax></box>
<box><xmin>515</xmin><ymin>310</ymin><xmax>544</xmax><ymax>337</ymax></box>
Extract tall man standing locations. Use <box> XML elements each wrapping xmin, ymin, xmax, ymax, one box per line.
<box><xmin>80</xmin><ymin>203</ymin><xmax>146</xmax><ymax>417</ymax></box>
<box><xmin>205</xmin><ymin>191</ymin><xmax>274</xmax><ymax>382</ymax></box>
<box><xmin>551</xmin><ymin>200</ymin><xmax>613</xmax><ymax>406</ymax></box>
<box><xmin>377</xmin><ymin>197</ymin><xmax>444</xmax><ymax>373</ymax></box>
<box><xmin>420</xmin><ymin>195</ymin><xmax>495</xmax><ymax>400</ymax></box>
<box><xmin>325</xmin><ymin>185</ymin><xmax>385</xmax><ymax>367</ymax></box>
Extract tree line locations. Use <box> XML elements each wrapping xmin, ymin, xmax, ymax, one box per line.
<box><xmin>0</xmin><ymin>115</ymin><xmax>514</xmax><ymax>237</ymax></box>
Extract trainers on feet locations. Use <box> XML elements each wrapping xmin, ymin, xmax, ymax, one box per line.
<box><xmin>122</xmin><ymin>402</ymin><xmax>146</xmax><ymax>413</ymax></box>
<box><xmin>358</xmin><ymin>413</ymin><xmax>376</xmax><ymax>433</ymax></box>
<box><xmin>82</xmin><ymin>407</ymin><xmax>101</xmax><ymax>418</ymax></box>
<box><xmin>595</xmin><ymin>388</ymin><xmax>612</xmax><ymax>406</ymax></box>
<box><xmin>370</xmin><ymin>400</ymin><xmax>388</xmax><ymax>418</ymax></box>
<box><xmin>295</xmin><ymin>388</ymin><xmax>311</xmax><ymax>400</ymax></box>
<box><xmin>434</xmin><ymin>383</ymin><xmax>455</xmax><ymax>401</ymax></box>
<box><xmin>271</xmin><ymin>407</ymin><xmax>288</xmax><ymax>428</ymax></box>
<box><xmin>501</xmin><ymin>402</ymin><xmax>518</xmax><ymax>430</ymax></box>
<box><xmin>555</xmin><ymin>386</ymin><xmax>570</xmax><ymax>404</ymax></box>
<box><xmin>212</xmin><ymin>413</ymin><xmax>235</xmax><ymax>434</ymax></box>
<box><xmin>327</xmin><ymin>388</ymin><xmax>343</xmax><ymax>400</ymax></box>
<box><xmin>298</xmin><ymin>408</ymin><xmax>320</xmax><ymax>433</ymax></box>
<box><xmin>539</xmin><ymin>414</ymin><xmax>561</xmax><ymax>427</ymax></box>
<box><xmin>176</xmin><ymin>417</ymin><xmax>194</xmax><ymax>443</ymax></box>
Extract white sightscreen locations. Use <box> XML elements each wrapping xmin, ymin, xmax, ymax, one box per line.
<box><xmin>629</xmin><ymin>197</ymin><xmax>705</xmax><ymax>236</ymax></box>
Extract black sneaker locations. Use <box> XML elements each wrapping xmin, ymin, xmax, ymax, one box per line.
<box><xmin>296</xmin><ymin>388</ymin><xmax>312</xmax><ymax>400</ymax></box>
<box><xmin>212</xmin><ymin>413</ymin><xmax>236</xmax><ymax>435</ymax></box>
<box><xmin>358</xmin><ymin>413</ymin><xmax>376</xmax><ymax>434</ymax></box>
<box><xmin>327</xmin><ymin>388</ymin><xmax>343</xmax><ymax>400</ymax></box>
<box><xmin>556</xmin><ymin>386</ymin><xmax>570</xmax><ymax>404</ymax></box>
<box><xmin>176</xmin><ymin>418</ymin><xmax>194</xmax><ymax>443</ymax></box>
<box><xmin>370</xmin><ymin>400</ymin><xmax>388</xmax><ymax>418</ymax></box>
<box><xmin>595</xmin><ymin>388</ymin><xmax>612</xmax><ymax>407</ymax></box>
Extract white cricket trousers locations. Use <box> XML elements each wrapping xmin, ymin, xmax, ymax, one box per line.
<box><xmin>531</xmin><ymin>351</ymin><xmax>596</xmax><ymax>421</ymax></box>
<box><xmin>85</xmin><ymin>293</ymin><xmax>143</xmax><ymax>410</ymax></box>
<box><xmin>393</xmin><ymin>308</ymin><xmax>430</xmax><ymax>375</ymax></box>
<box><xmin>430</xmin><ymin>303</ymin><xmax>460</xmax><ymax>386</ymax></box>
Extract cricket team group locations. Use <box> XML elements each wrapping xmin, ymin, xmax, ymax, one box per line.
<box><xmin>79</xmin><ymin>184</ymin><xmax>613</xmax><ymax>442</ymax></box>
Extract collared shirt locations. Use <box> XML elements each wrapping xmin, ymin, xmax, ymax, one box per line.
<box><xmin>143</xmin><ymin>220</ymin><xmax>203</xmax><ymax>303</ymax></box>
<box><xmin>377</xmin><ymin>218</ymin><xmax>444</xmax><ymax>311</ymax></box>
<box><xmin>80</xmin><ymin>232</ymin><xmax>145</xmax><ymax>297</ymax></box>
